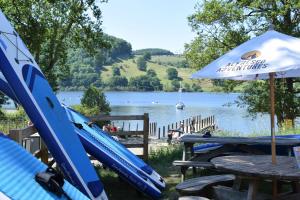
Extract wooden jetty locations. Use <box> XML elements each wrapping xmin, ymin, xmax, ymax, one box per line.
<box><xmin>149</xmin><ymin>115</ymin><xmax>216</xmax><ymax>139</ymax></box>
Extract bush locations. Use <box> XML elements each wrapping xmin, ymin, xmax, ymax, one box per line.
<box><xmin>171</xmin><ymin>79</ymin><xmax>180</xmax><ymax>91</ymax></box>
<box><xmin>166</xmin><ymin>68</ymin><xmax>178</xmax><ymax>80</ymax></box>
<box><xmin>191</xmin><ymin>83</ymin><xmax>203</xmax><ymax>92</ymax></box>
<box><xmin>108</xmin><ymin>76</ymin><xmax>128</xmax><ymax>88</ymax></box>
<box><xmin>136</xmin><ymin>57</ymin><xmax>147</xmax><ymax>71</ymax></box>
<box><xmin>143</xmin><ymin>52</ymin><xmax>151</xmax><ymax>61</ymax></box>
<box><xmin>146</xmin><ymin>69</ymin><xmax>157</xmax><ymax>77</ymax></box>
<box><xmin>183</xmin><ymin>83</ymin><xmax>191</xmax><ymax>92</ymax></box>
<box><xmin>80</xmin><ymin>85</ymin><xmax>111</xmax><ymax>116</ymax></box>
<box><xmin>129</xmin><ymin>75</ymin><xmax>163</xmax><ymax>91</ymax></box>
<box><xmin>112</xmin><ymin>66</ymin><xmax>121</xmax><ymax>76</ymax></box>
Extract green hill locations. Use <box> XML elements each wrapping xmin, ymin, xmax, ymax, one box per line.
<box><xmin>133</xmin><ymin>48</ymin><xmax>173</xmax><ymax>56</ymax></box>
<box><xmin>101</xmin><ymin>55</ymin><xmax>218</xmax><ymax>92</ymax></box>
<box><xmin>58</xmin><ymin>35</ymin><xmax>244</xmax><ymax>92</ymax></box>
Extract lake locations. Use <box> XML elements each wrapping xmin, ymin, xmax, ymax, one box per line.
<box><xmin>56</xmin><ymin>91</ymin><xmax>275</xmax><ymax>135</ymax></box>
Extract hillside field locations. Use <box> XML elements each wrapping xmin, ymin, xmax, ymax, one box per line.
<box><xmin>101</xmin><ymin>55</ymin><xmax>221</xmax><ymax>92</ymax></box>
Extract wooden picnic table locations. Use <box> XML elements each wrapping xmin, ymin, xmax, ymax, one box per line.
<box><xmin>211</xmin><ymin>155</ymin><xmax>300</xmax><ymax>200</ymax></box>
<box><xmin>179</xmin><ymin>135</ymin><xmax>300</xmax><ymax>161</ymax></box>
<box><xmin>179</xmin><ymin>135</ymin><xmax>300</xmax><ymax>146</ymax></box>
<box><xmin>177</xmin><ymin>135</ymin><xmax>300</xmax><ymax>181</ymax></box>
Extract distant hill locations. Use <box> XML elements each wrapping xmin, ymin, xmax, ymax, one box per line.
<box><xmin>133</xmin><ymin>48</ymin><xmax>174</xmax><ymax>56</ymax></box>
<box><xmin>58</xmin><ymin>35</ymin><xmax>245</xmax><ymax>92</ymax></box>
<box><xmin>101</xmin><ymin>55</ymin><xmax>209</xmax><ymax>92</ymax></box>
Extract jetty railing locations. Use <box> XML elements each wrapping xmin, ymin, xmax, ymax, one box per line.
<box><xmin>149</xmin><ymin>115</ymin><xmax>216</xmax><ymax>139</ymax></box>
<box><xmin>7</xmin><ymin>113</ymin><xmax>150</xmax><ymax>164</ymax></box>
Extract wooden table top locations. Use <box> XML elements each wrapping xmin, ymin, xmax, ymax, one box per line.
<box><xmin>211</xmin><ymin>155</ymin><xmax>300</xmax><ymax>181</ymax></box>
<box><xmin>179</xmin><ymin>135</ymin><xmax>300</xmax><ymax>146</ymax></box>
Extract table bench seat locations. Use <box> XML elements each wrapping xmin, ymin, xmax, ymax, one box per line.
<box><xmin>176</xmin><ymin>174</ymin><xmax>235</xmax><ymax>195</ymax></box>
<box><xmin>178</xmin><ymin>196</ymin><xmax>210</xmax><ymax>200</ymax></box>
<box><xmin>173</xmin><ymin>160</ymin><xmax>214</xmax><ymax>168</ymax></box>
<box><xmin>213</xmin><ymin>185</ymin><xmax>271</xmax><ymax>200</ymax></box>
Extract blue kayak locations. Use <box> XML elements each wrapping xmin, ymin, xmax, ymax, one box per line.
<box><xmin>0</xmin><ymin>133</ymin><xmax>89</xmax><ymax>200</ymax></box>
<box><xmin>71</xmin><ymin>119</ymin><xmax>162</xmax><ymax>199</ymax></box>
<box><xmin>64</xmin><ymin>106</ymin><xmax>166</xmax><ymax>190</ymax></box>
<box><xmin>193</xmin><ymin>135</ymin><xmax>300</xmax><ymax>154</ymax></box>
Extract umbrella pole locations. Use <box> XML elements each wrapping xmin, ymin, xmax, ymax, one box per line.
<box><xmin>269</xmin><ymin>72</ymin><xmax>276</xmax><ymax>164</ymax></box>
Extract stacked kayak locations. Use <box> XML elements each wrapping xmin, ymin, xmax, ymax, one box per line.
<box><xmin>0</xmin><ymin>10</ymin><xmax>165</xmax><ymax>198</ymax></box>
<box><xmin>0</xmin><ymin>10</ymin><xmax>106</xmax><ymax>199</ymax></box>
<box><xmin>0</xmin><ymin>75</ymin><xmax>165</xmax><ymax>199</ymax></box>
<box><xmin>0</xmin><ymin>8</ymin><xmax>167</xmax><ymax>199</ymax></box>
<box><xmin>0</xmin><ymin>71</ymin><xmax>165</xmax><ymax>199</ymax></box>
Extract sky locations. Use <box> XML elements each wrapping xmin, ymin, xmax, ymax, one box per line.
<box><xmin>100</xmin><ymin>0</ymin><xmax>198</xmax><ymax>54</ymax></box>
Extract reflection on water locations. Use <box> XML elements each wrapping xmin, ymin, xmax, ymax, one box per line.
<box><xmin>56</xmin><ymin>91</ymin><xmax>274</xmax><ymax>135</ymax></box>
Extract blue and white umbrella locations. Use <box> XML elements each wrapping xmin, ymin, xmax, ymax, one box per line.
<box><xmin>191</xmin><ymin>30</ymin><xmax>300</xmax><ymax>164</ymax></box>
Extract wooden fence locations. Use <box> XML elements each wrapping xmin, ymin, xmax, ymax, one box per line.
<box><xmin>149</xmin><ymin>115</ymin><xmax>216</xmax><ymax>139</ymax></box>
<box><xmin>7</xmin><ymin>113</ymin><xmax>150</xmax><ymax>165</ymax></box>
<box><xmin>8</xmin><ymin>126</ymin><xmax>49</xmax><ymax>164</ymax></box>
<box><xmin>90</xmin><ymin>113</ymin><xmax>149</xmax><ymax>161</ymax></box>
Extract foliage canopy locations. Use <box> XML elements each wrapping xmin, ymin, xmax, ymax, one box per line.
<box><xmin>185</xmin><ymin>0</ymin><xmax>300</xmax><ymax>126</ymax></box>
<box><xmin>0</xmin><ymin>0</ymin><xmax>108</xmax><ymax>90</ymax></box>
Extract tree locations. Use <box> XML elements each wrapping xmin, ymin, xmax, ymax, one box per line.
<box><xmin>167</xmin><ymin>68</ymin><xmax>179</xmax><ymax>80</ymax></box>
<box><xmin>143</xmin><ymin>52</ymin><xmax>151</xmax><ymax>61</ymax></box>
<box><xmin>137</xmin><ymin>57</ymin><xmax>147</xmax><ymax>71</ymax></box>
<box><xmin>171</xmin><ymin>80</ymin><xmax>180</xmax><ymax>91</ymax></box>
<box><xmin>129</xmin><ymin>75</ymin><xmax>162</xmax><ymax>91</ymax></box>
<box><xmin>133</xmin><ymin>48</ymin><xmax>174</xmax><ymax>56</ymax></box>
<box><xmin>108</xmin><ymin>76</ymin><xmax>128</xmax><ymax>88</ymax></box>
<box><xmin>80</xmin><ymin>85</ymin><xmax>111</xmax><ymax>115</ymax></box>
<box><xmin>0</xmin><ymin>93</ymin><xmax>8</xmax><ymax>118</ymax></box>
<box><xmin>184</xmin><ymin>83</ymin><xmax>191</xmax><ymax>92</ymax></box>
<box><xmin>185</xmin><ymin>0</ymin><xmax>300</xmax><ymax>126</ymax></box>
<box><xmin>191</xmin><ymin>83</ymin><xmax>203</xmax><ymax>92</ymax></box>
<box><xmin>147</xmin><ymin>69</ymin><xmax>157</xmax><ymax>77</ymax></box>
<box><xmin>93</xmin><ymin>34</ymin><xmax>132</xmax><ymax>67</ymax></box>
<box><xmin>0</xmin><ymin>0</ymin><xmax>108</xmax><ymax>90</ymax></box>
<box><xmin>59</xmin><ymin>48</ymin><xmax>102</xmax><ymax>90</ymax></box>
<box><xmin>112</xmin><ymin>66</ymin><xmax>121</xmax><ymax>76</ymax></box>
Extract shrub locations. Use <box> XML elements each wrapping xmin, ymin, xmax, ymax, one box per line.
<box><xmin>166</xmin><ymin>68</ymin><xmax>178</xmax><ymax>80</ymax></box>
<box><xmin>136</xmin><ymin>57</ymin><xmax>147</xmax><ymax>71</ymax></box>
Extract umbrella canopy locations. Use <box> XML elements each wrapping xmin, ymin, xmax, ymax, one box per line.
<box><xmin>191</xmin><ymin>30</ymin><xmax>300</xmax><ymax>164</ymax></box>
<box><xmin>191</xmin><ymin>30</ymin><xmax>300</xmax><ymax>80</ymax></box>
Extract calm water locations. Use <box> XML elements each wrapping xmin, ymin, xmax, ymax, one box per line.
<box><xmin>56</xmin><ymin>91</ymin><xmax>274</xmax><ymax>135</ymax></box>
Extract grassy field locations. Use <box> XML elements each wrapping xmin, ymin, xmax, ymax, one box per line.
<box><xmin>101</xmin><ymin>55</ymin><xmax>222</xmax><ymax>92</ymax></box>
<box><xmin>97</xmin><ymin>145</ymin><xmax>184</xmax><ymax>200</ymax></box>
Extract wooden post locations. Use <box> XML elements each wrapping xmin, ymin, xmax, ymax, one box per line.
<box><xmin>269</xmin><ymin>72</ymin><xmax>276</xmax><ymax>164</ymax></box>
<box><xmin>158</xmin><ymin>127</ymin><xmax>161</xmax><ymax>139</ymax></box>
<box><xmin>143</xmin><ymin>113</ymin><xmax>149</xmax><ymax>161</ymax></box>
<box><xmin>8</xmin><ymin>129</ymin><xmax>23</xmax><ymax>145</ymax></box>
<box><xmin>40</xmin><ymin>139</ymin><xmax>48</xmax><ymax>164</ymax></box>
